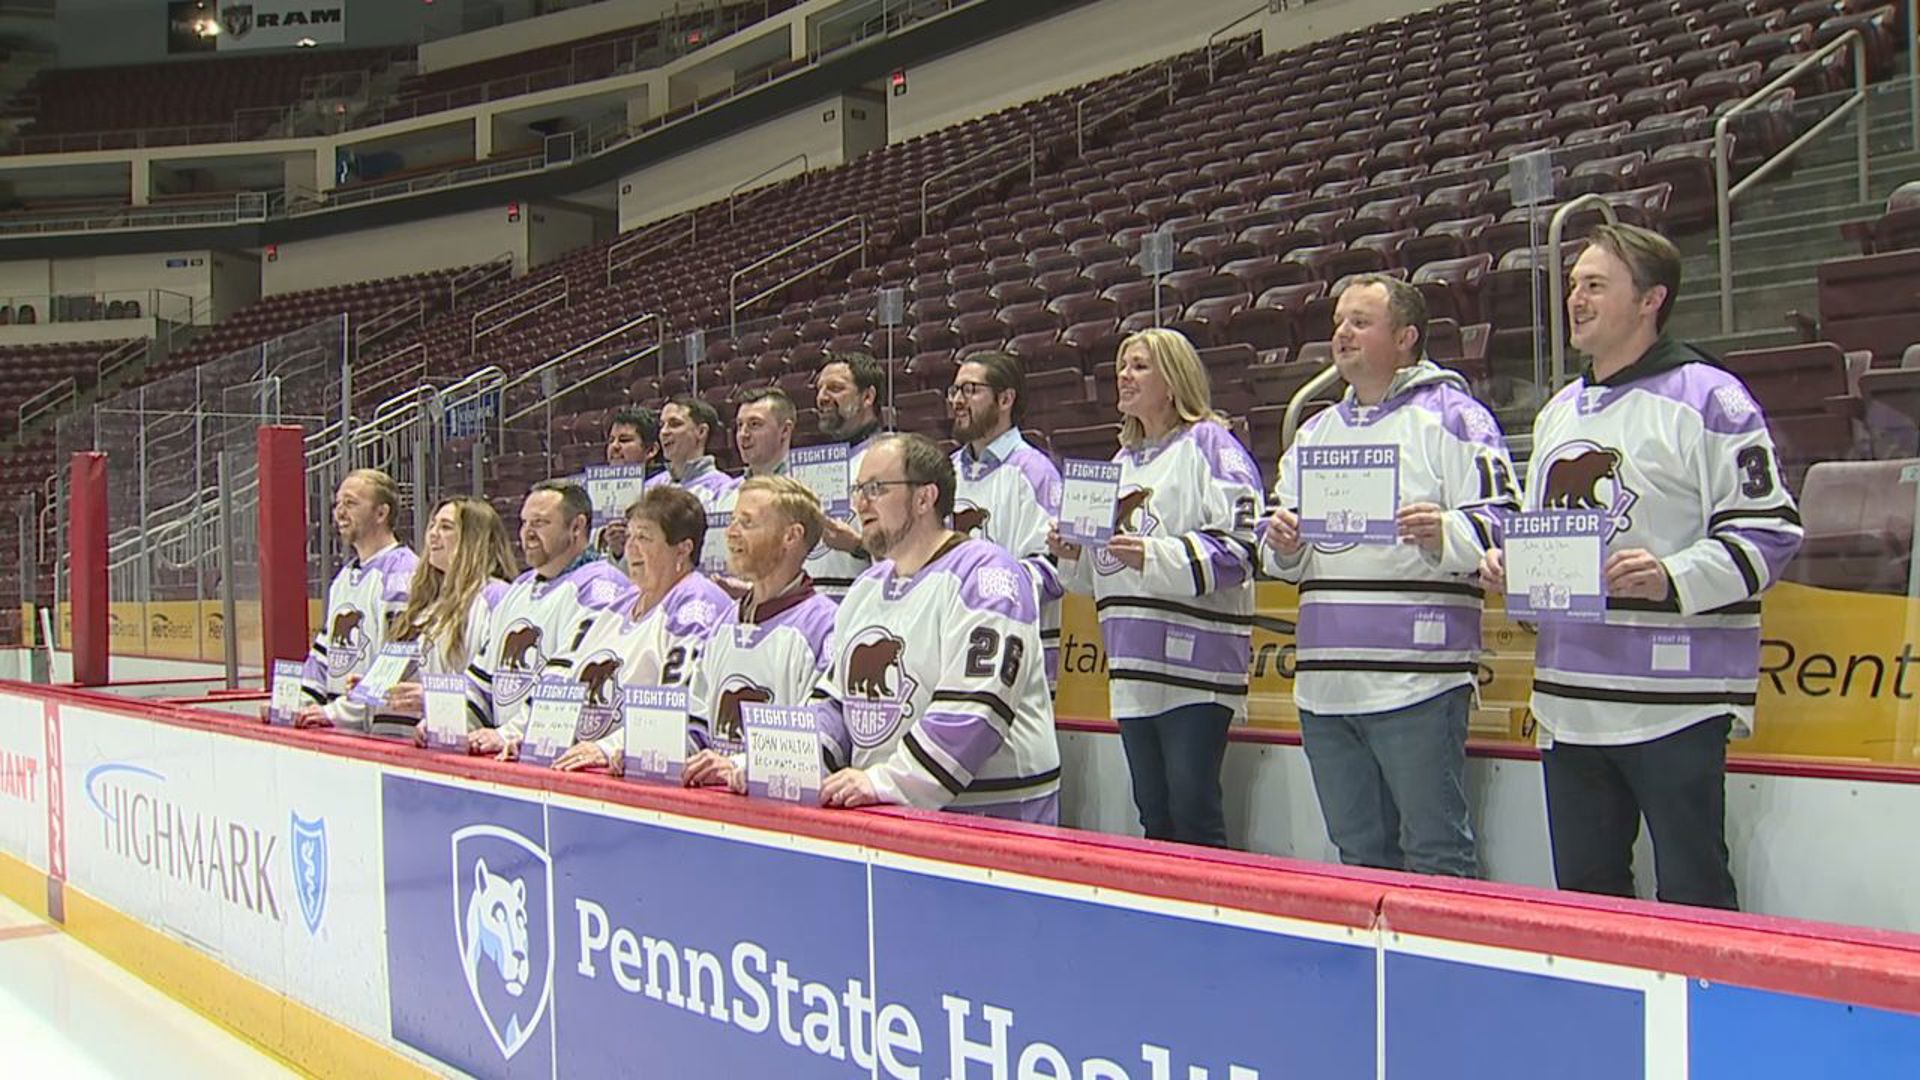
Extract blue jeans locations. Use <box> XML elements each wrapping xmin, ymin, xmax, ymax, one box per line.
<box><xmin>1117</xmin><ymin>703</ymin><xmax>1232</xmax><ymax>847</ymax></box>
<box><xmin>1299</xmin><ymin>686</ymin><xmax>1479</xmax><ymax>878</ymax></box>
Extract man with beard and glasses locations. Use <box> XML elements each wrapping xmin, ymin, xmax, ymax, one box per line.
<box><xmin>813</xmin><ymin>434</ymin><xmax>1061</xmax><ymax>822</ymax></box>
<box><xmin>295</xmin><ymin>469</ymin><xmax>418</xmax><ymax>730</ymax></box>
<box><xmin>948</xmin><ymin>351</ymin><xmax>1064</xmax><ymax>688</ymax></box>
<box><xmin>806</xmin><ymin>352</ymin><xmax>888</xmax><ymax>599</ymax></box>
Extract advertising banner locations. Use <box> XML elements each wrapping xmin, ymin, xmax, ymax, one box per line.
<box><xmin>0</xmin><ymin>692</ymin><xmax>49</xmax><ymax>872</ymax></box>
<box><xmin>216</xmin><ymin>1</ymin><xmax>346</xmax><ymax>51</ymax></box>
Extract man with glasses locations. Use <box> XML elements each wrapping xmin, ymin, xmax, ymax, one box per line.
<box><xmin>815</xmin><ymin>433</ymin><xmax>1062</xmax><ymax>822</ymax></box>
<box><xmin>948</xmin><ymin>352</ymin><xmax>1064</xmax><ymax>687</ymax></box>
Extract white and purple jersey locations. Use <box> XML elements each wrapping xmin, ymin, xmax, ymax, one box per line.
<box><xmin>301</xmin><ymin>541</ymin><xmax>418</xmax><ymax>725</ymax></box>
<box><xmin>466</xmin><ymin>554</ymin><xmax>637</xmax><ymax>737</ymax></box>
<box><xmin>687</xmin><ymin>578</ymin><xmax>837</xmax><ymax>757</ymax></box>
<box><xmin>553</xmin><ymin>571</ymin><xmax>736</xmax><ymax>754</ymax></box>
<box><xmin>644</xmin><ymin>457</ymin><xmax>739</xmax><ymax>508</ymax></box>
<box><xmin>1512</xmin><ymin>338</ymin><xmax>1803</xmax><ymax>745</ymax></box>
<box><xmin>1058</xmin><ymin>421</ymin><xmax>1263</xmax><ymax>722</ymax></box>
<box><xmin>1263</xmin><ymin>361</ymin><xmax>1520</xmax><ymax>715</ymax></box>
<box><xmin>953</xmin><ymin>429</ymin><xmax>1065</xmax><ymax>687</ymax></box>
<box><xmin>804</xmin><ymin>431</ymin><xmax>882</xmax><ymax>599</ymax></box>
<box><xmin>419</xmin><ymin>579</ymin><xmax>511</xmax><ymax>678</ymax></box>
<box><xmin>816</xmin><ymin>536</ymin><xmax>1060</xmax><ymax>823</ymax></box>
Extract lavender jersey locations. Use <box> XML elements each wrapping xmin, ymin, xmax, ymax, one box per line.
<box><xmin>953</xmin><ymin>434</ymin><xmax>1065</xmax><ymax>687</ymax></box>
<box><xmin>419</xmin><ymin>580</ymin><xmax>511</xmax><ymax>678</ymax></box>
<box><xmin>1058</xmin><ymin>421</ymin><xmax>1262</xmax><ymax>722</ymax></box>
<box><xmin>1514</xmin><ymin>341</ymin><xmax>1803</xmax><ymax>745</ymax></box>
<box><xmin>816</xmin><ymin>537</ymin><xmax>1060</xmax><ymax>822</ymax></box>
<box><xmin>466</xmin><ymin>555</ymin><xmax>638</xmax><ymax>736</ymax></box>
<box><xmin>550</xmin><ymin>572</ymin><xmax>736</xmax><ymax>754</ymax></box>
<box><xmin>301</xmin><ymin>542</ymin><xmax>418</xmax><ymax>724</ymax></box>
<box><xmin>687</xmin><ymin>581</ymin><xmax>837</xmax><ymax>757</ymax></box>
<box><xmin>1264</xmin><ymin>362</ymin><xmax>1520</xmax><ymax>714</ymax></box>
<box><xmin>645</xmin><ymin>462</ymin><xmax>739</xmax><ymax>508</ymax></box>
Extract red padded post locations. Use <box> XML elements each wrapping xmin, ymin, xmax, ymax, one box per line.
<box><xmin>256</xmin><ymin>425</ymin><xmax>310</xmax><ymax>683</ymax></box>
<box><xmin>68</xmin><ymin>452</ymin><xmax>108</xmax><ymax>687</ymax></box>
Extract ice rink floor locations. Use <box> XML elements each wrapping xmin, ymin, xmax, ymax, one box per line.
<box><xmin>0</xmin><ymin>894</ymin><xmax>302</xmax><ymax>1078</ymax></box>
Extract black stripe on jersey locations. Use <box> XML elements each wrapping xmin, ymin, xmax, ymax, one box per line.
<box><xmin>1301</xmin><ymin>579</ymin><xmax>1485</xmax><ymax>599</ymax></box>
<box><xmin>1466</xmin><ymin>510</ymin><xmax>1494</xmax><ymax>552</ymax></box>
<box><xmin>1096</xmin><ymin>596</ymin><xmax>1254</xmax><ymax>626</ymax></box>
<box><xmin>302</xmin><ymin>686</ymin><xmax>329</xmax><ymax>705</ymax></box>
<box><xmin>1714</xmin><ymin>535</ymin><xmax>1762</xmax><ymax>597</ymax></box>
<box><xmin>467</xmin><ymin>700</ymin><xmax>491</xmax><ymax>728</ymax></box>
<box><xmin>1201</xmin><ymin>527</ymin><xmax>1258</xmax><ymax>564</ymax></box>
<box><xmin>1608</xmin><ymin>596</ymin><xmax>1761</xmax><ymax>616</ymax></box>
<box><xmin>548</xmin><ymin>657</ymin><xmax>574</xmax><ymax>671</ymax></box>
<box><xmin>904</xmin><ymin>730</ymin><xmax>966</xmax><ymax>795</ymax></box>
<box><xmin>1533</xmin><ymin>680</ymin><xmax>1757</xmax><ymax>707</ymax></box>
<box><xmin>467</xmin><ymin>662</ymin><xmax>493</xmax><ymax>687</ymax></box>
<box><xmin>1111</xmin><ymin>668</ymin><xmax>1250</xmax><ymax>695</ymax></box>
<box><xmin>310</xmin><ymin>640</ymin><xmax>330</xmax><ymax>657</ymax></box>
<box><xmin>1180</xmin><ymin>535</ymin><xmax>1209</xmax><ymax>594</ymax></box>
<box><xmin>1710</xmin><ymin>504</ymin><xmax>1802</xmax><ymax>529</ymax></box>
<box><xmin>1040</xmin><ymin>628</ymin><xmax>1062</xmax><ymax>641</ymax></box>
<box><xmin>966</xmin><ymin>767</ymin><xmax>1062</xmax><ymax>794</ymax></box>
<box><xmin>932</xmin><ymin>690</ymin><xmax>1016</xmax><ymax>727</ymax></box>
<box><xmin>1296</xmin><ymin>659</ymin><xmax>1479</xmax><ymax>674</ymax></box>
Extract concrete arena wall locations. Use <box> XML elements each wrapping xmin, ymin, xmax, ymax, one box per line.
<box><xmin>0</xmin><ymin>680</ymin><xmax>1916</xmax><ymax>1079</ymax></box>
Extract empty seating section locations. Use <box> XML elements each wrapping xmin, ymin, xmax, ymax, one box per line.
<box><xmin>0</xmin><ymin>342</ymin><xmax>123</xmax><ymax>438</ymax></box>
<box><xmin>9</xmin><ymin>49</ymin><xmax>404</xmax><ymax>149</ymax></box>
<box><xmin>366</xmin><ymin>1</ymin><xmax>804</xmax><ymax>126</ymax></box>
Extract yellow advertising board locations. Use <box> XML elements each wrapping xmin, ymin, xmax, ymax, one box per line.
<box><xmin>51</xmin><ymin>599</ymin><xmax>323</xmax><ymax>666</ymax></box>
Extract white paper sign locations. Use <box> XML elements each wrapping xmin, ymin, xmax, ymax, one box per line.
<box><xmin>1504</xmin><ymin>510</ymin><xmax>1607</xmax><ymax>621</ymax></box>
<box><xmin>1059</xmin><ymin>458</ymin><xmax>1123</xmax><ymax>546</ymax></box>
<box><xmin>521</xmin><ymin>678</ymin><xmax>585</xmax><ymax>766</ymax></box>
<box><xmin>584</xmin><ymin>464</ymin><xmax>651</xmax><ymax>526</ymax></box>
<box><xmin>421</xmin><ymin>673</ymin><xmax>469</xmax><ymax>751</ymax></box>
<box><xmin>268</xmin><ymin>660</ymin><xmax>304</xmax><ymax>726</ymax></box>
<box><xmin>622</xmin><ymin>685</ymin><xmax>690</xmax><ymax>783</ymax></box>
<box><xmin>742</xmin><ymin>702</ymin><xmax>822</xmax><ymax>803</ymax></box>
<box><xmin>1298</xmin><ymin>443</ymin><xmax>1400</xmax><ymax>545</ymax></box>
<box><xmin>701</xmin><ymin>510</ymin><xmax>733</xmax><ymax>575</ymax></box>
<box><xmin>791</xmin><ymin>443</ymin><xmax>851</xmax><ymax>517</ymax></box>
<box><xmin>346</xmin><ymin>640</ymin><xmax>419</xmax><ymax>709</ymax></box>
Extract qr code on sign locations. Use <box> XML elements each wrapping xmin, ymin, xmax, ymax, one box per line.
<box><xmin>1528</xmin><ymin>585</ymin><xmax>1571</xmax><ymax>610</ymax></box>
<box><xmin>1330</xmin><ymin>511</ymin><xmax>1367</xmax><ymax>533</ymax></box>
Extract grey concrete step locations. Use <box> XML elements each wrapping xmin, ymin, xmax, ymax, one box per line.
<box><xmin>1671</xmin><ymin>280</ymin><xmax>1819</xmax><ymax>335</ymax></box>
<box><xmin>1689</xmin><ymin>325</ymin><xmax>1808</xmax><ymax>356</ymax></box>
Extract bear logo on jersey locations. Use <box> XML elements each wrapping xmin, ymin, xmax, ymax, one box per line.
<box><xmin>1540</xmin><ymin>442</ymin><xmax>1638</xmax><ymax>539</ymax></box>
<box><xmin>1093</xmin><ymin>486</ymin><xmax>1159</xmax><ymax>575</ymax></box>
<box><xmin>714</xmin><ymin>679</ymin><xmax>773</xmax><ymax>744</ymax></box>
<box><xmin>953</xmin><ymin>503</ymin><xmax>992</xmax><ymax>539</ymax></box>
<box><xmin>499</xmin><ymin>622</ymin><xmax>546</xmax><ymax>672</ymax></box>
<box><xmin>576</xmin><ymin>655</ymin><xmax>623</xmax><ymax>707</ymax></box>
<box><xmin>325</xmin><ymin>606</ymin><xmax>368</xmax><ymax>677</ymax></box>
<box><xmin>843</xmin><ymin>626</ymin><xmax>917</xmax><ymax>746</ymax></box>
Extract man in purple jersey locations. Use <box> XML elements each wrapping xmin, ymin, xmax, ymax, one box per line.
<box><xmin>646</xmin><ymin>397</ymin><xmax>736</xmax><ymax>505</ymax></box>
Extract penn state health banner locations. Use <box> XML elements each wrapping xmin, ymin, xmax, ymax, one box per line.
<box><xmin>216</xmin><ymin>0</ymin><xmax>346</xmax><ymax>50</ymax></box>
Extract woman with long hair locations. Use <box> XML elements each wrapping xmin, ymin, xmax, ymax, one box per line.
<box><xmin>376</xmin><ymin>498</ymin><xmax>517</xmax><ymax>726</ymax></box>
<box><xmin>1050</xmin><ymin>328</ymin><xmax>1263</xmax><ymax>847</ymax></box>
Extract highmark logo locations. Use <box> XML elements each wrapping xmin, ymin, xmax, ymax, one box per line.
<box><xmin>83</xmin><ymin>762</ymin><xmax>326</xmax><ymax>927</ymax></box>
<box><xmin>451</xmin><ymin>824</ymin><xmax>555</xmax><ymax>1061</ymax></box>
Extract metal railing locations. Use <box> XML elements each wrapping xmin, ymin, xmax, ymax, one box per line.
<box><xmin>606</xmin><ymin>211</ymin><xmax>697</xmax><ymax>286</ymax></box>
<box><xmin>1281</xmin><ymin>363</ymin><xmax>1343</xmax><ymax>451</ymax></box>
<box><xmin>16</xmin><ymin>377</ymin><xmax>76</xmax><ymax>435</ymax></box>
<box><xmin>1074</xmin><ymin>62</ymin><xmax>1177</xmax><ymax>157</ymax></box>
<box><xmin>353</xmin><ymin>296</ymin><xmax>426</xmax><ymax>359</ymax></box>
<box><xmin>921</xmin><ymin>132</ymin><xmax>1036</xmax><ymax>236</ymax></box>
<box><xmin>450</xmin><ymin>253</ymin><xmax>515</xmax><ymax>308</ymax></box>
<box><xmin>470</xmin><ymin>274</ymin><xmax>568</xmax><ymax>352</ymax></box>
<box><xmin>1546</xmin><ymin>194</ymin><xmax>1621</xmax><ymax>389</ymax></box>
<box><xmin>1205</xmin><ymin>1</ymin><xmax>1275</xmax><ymax>82</ymax></box>
<box><xmin>1714</xmin><ymin>29</ymin><xmax>1870</xmax><ymax>334</ymax></box>
<box><xmin>729</xmin><ymin>153</ymin><xmax>810</xmax><ymax>223</ymax></box>
<box><xmin>728</xmin><ymin>215</ymin><xmax>867</xmax><ymax>334</ymax></box>
<box><xmin>500</xmin><ymin>312</ymin><xmax>664</xmax><ymax>421</ymax></box>
<box><xmin>96</xmin><ymin>337</ymin><xmax>147</xmax><ymax>386</ymax></box>
<box><xmin>354</xmin><ymin>342</ymin><xmax>431</xmax><ymax>406</ymax></box>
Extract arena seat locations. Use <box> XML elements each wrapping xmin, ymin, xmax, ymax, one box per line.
<box><xmin>1784</xmin><ymin>457</ymin><xmax>1920</xmax><ymax>593</ymax></box>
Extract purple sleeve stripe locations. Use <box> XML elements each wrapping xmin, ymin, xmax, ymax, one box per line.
<box><xmin>1717</xmin><ymin>525</ymin><xmax>1801</xmax><ymax>582</ymax></box>
<box><xmin>1189</xmin><ymin>531</ymin><xmax>1252</xmax><ymax>591</ymax></box>
<box><xmin>904</xmin><ymin>731</ymin><xmax>968</xmax><ymax>796</ymax></box>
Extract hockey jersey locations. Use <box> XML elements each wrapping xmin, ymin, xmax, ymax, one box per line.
<box><xmin>1058</xmin><ymin>420</ymin><xmax>1263</xmax><ymax>722</ymax></box>
<box><xmin>419</xmin><ymin>580</ymin><xmax>512</xmax><ymax>677</ymax></box>
<box><xmin>549</xmin><ymin>571</ymin><xmax>736</xmax><ymax>756</ymax></box>
<box><xmin>686</xmin><ymin>577</ymin><xmax>837</xmax><ymax>757</ymax></box>
<box><xmin>1263</xmin><ymin>361</ymin><xmax>1520</xmax><ymax>715</ymax></box>
<box><xmin>301</xmin><ymin>541</ymin><xmax>418</xmax><ymax>725</ymax></box>
<box><xmin>1512</xmin><ymin>337</ymin><xmax>1803</xmax><ymax>745</ymax></box>
<box><xmin>803</xmin><ymin>430</ymin><xmax>882</xmax><ymax>598</ymax></box>
<box><xmin>816</xmin><ymin>536</ymin><xmax>1060</xmax><ymax>822</ymax></box>
<box><xmin>644</xmin><ymin>457</ymin><xmax>739</xmax><ymax>506</ymax></box>
<box><xmin>952</xmin><ymin>428</ymin><xmax>1065</xmax><ymax>687</ymax></box>
<box><xmin>466</xmin><ymin>553</ymin><xmax>637</xmax><ymax>737</ymax></box>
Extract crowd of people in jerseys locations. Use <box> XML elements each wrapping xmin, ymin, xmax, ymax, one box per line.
<box><xmin>290</xmin><ymin>223</ymin><xmax>1804</xmax><ymax>911</ymax></box>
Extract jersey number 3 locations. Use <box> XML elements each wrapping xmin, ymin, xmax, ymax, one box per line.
<box><xmin>1736</xmin><ymin>446</ymin><xmax>1775</xmax><ymax>499</ymax></box>
<box><xmin>965</xmin><ymin>628</ymin><xmax>1024</xmax><ymax>687</ymax></box>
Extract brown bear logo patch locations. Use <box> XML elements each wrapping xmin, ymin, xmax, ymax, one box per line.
<box><xmin>576</xmin><ymin>656</ymin><xmax>622</xmax><ymax>706</ymax></box>
<box><xmin>329</xmin><ymin>608</ymin><xmax>364</xmax><ymax>648</ymax></box>
<box><xmin>953</xmin><ymin>505</ymin><xmax>991</xmax><ymax>536</ymax></box>
<box><xmin>715</xmin><ymin>683</ymin><xmax>773</xmax><ymax>742</ymax></box>
<box><xmin>1116</xmin><ymin>487</ymin><xmax>1155</xmax><ymax>533</ymax></box>
<box><xmin>848</xmin><ymin>635</ymin><xmax>905</xmax><ymax>698</ymax></box>
<box><xmin>500</xmin><ymin>624</ymin><xmax>543</xmax><ymax>671</ymax></box>
<box><xmin>1543</xmin><ymin>449</ymin><xmax>1622</xmax><ymax>511</ymax></box>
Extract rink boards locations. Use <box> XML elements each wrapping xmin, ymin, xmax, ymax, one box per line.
<box><xmin>0</xmin><ymin>682</ymin><xmax>1917</xmax><ymax>1079</ymax></box>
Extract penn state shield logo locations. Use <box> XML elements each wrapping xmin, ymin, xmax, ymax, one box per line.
<box><xmin>451</xmin><ymin>824</ymin><xmax>555</xmax><ymax>1062</ymax></box>
<box><xmin>290</xmin><ymin>812</ymin><xmax>328</xmax><ymax>935</ymax></box>
<box><xmin>222</xmin><ymin>3</ymin><xmax>253</xmax><ymax>38</ymax></box>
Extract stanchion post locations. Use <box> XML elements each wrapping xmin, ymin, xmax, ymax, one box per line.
<box><xmin>68</xmin><ymin>452</ymin><xmax>109</xmax><ymax>687</ymax></box>
<box><xmin>257</xmin><ymin>425</ymin><xmax>311</xmax><ymax>686</ymax></box>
